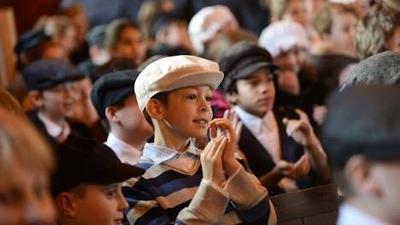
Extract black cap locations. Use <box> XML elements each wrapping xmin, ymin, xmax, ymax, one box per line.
<box><xmin>86</xmin><ymin>24</ymin><xmax>107</xmax><ymax>47</ymax></box>
<box><xmin>23</xmin><ymin>59</ymin><xmax>84</xmax><ymax>91</ymax></box>
<box><xmin>218</xmin><ymin>41</ymin><xmax>278</xmax><ymax>92</ymax></box>
<box><xmin>322</xmin><ymin>85</ymin><xmax>400</xmax><ymax>167</ymax></box>
<box><xmin>51</xmin><ymin>137</ymin><xmax>144</xmax><ymax>196</ymax></box>
<box><xmin>14</xmin><ymin>29</ymin><xmax>50</xmax><ymax>54</ymax></box>
<box><xmin>90</xmin><ymin>70</ymin><xmax>139</xmax><ymax>119</ymax></box>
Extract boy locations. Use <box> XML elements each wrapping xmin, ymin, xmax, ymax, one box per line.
<box><xmin>322</xmin><ymin>85</ymin><xmax>400</xmax><ymax>225</ymax></box>
<box><xmin>125</xmin><ymin>55</ymin><xmax>276</xmax><ymax>224</ymax></box>
<box><xmin>90</xmin><ymin>70</ymin><xmax>153</xmax><ymax>164</ymax></box>
<box><xmin>23</xmin><ymin>59</ymin><xmax>92</xmax><ymax>145</ymax></box>
<box><xmin>0</xmin><ymin>108</ymin><xmax>55</xmax><ymax>225</ymax></box>
<box><xmin>51</xmin><ymin>137</ymin><xmax>144</xmax><ymax>225</ymax></box>
<box><xmin>218</xmin><ymin>42</ymin><xmax>329</xmax><ymax>195</ymax></box>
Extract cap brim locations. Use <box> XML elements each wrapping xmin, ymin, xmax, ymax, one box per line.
<box><xmin>92</xmin><ymin>162</ymin><xmax>145</xmax><ymax>184</ymax></box>
<box><xmin>236</xmin><ymin>62</ymin><xmax>278</xmax><ymax>80</ymax></box>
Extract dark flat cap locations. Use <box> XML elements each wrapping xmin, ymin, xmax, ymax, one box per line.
<box><xmin>218</xmin><ymin>41</ymin><xmax>278</xmax><ymax>92</ymax></box>
<box><xmin>23</xmin><ymin>59</ymin><xmax>84</xmax><ymax>91</ymax></box>
<box><xmin>14</xmin><ymin>29</ymin><xmax>50</xmax><ymax>54</ymax></box>
<box><xmin>86</xmin><ymin>24</ymin><xmax>107</xmax><ymax>47</ymax></box>
<box><xmin>343</xmin><ymin>51</ymin><xmax>400</xmax><ymax>89</ymax></box>
<box><xmin>322</xmin><ymin>85</ymin><xmax>400</xmax><ymax>167</ymax></box>
<box><xmin>51</xmin><ymin>137</ymin><xmax>144</xmax><ymax>196</ymax></box>
<box><xmin>91</xmin><ymin>70</ymin><xmax>139</xmax><ymax>119</ymax></box>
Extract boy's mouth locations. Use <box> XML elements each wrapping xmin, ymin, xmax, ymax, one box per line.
<box><xmin>193</xmin><ymin>119</ymin><xmax>208</xmax><ymax>125</ymax></box>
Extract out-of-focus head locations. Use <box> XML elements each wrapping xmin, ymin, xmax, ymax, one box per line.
<box><xmin>0</xmin><ymin>108</ymin><xmax>55</xmax><ymax>225</ymax></box>
<box><xmin>343</xmin><ymin>51</ymin><xmax>400</xmax><ymax>88</ymax></box>
<box><xmin>188</xmin><ymin>5</ymin><xmax>239</xmax><ymax>55</ymax></box>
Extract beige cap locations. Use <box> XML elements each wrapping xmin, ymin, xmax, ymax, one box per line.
<box><xmin>134</xmin><ymin>55</ymin><xmax>224</xmax><ymax>111</ymax></box>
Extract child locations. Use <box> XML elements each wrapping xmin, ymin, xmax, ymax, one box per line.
<box><xmin>124</xmin><ymin>55</ymin><xmax>276</xmax><ymax>224</ymax></box>
<box><xmin>219</xmin><ymin>42</ymin><xmax>330</xmax><ymax>195</ymax></box>
<box><xmin>51</xmin><ymin>137</ymin><xmax>144</xmax><ymax>225</ymax></box>
<box><xmin>90</xmin><ymin>70</ymin><xmax>153</xmax><ymax>164</ymax></box>
<box><xmin>23</xmin><ymin>59</ymin><xmax>92</xmax><ymax>145</ymax></box>
<box><xmin>322</xmin><ymin>85</ymin><xmax>400</xmax><ymax>225</ymax></box>
<box><xmin>0</xmin><ymin>108</ymin><xmax>55</xmax><ymax>225</ymax></box>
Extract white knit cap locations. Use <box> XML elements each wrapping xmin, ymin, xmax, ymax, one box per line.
<box><xmin>134</xmin><ymin>55</ymin><xmax>224</xmax><ymax>111</ymax></box>
<box><xmin>188</xmin><ymin>5</ymin><xmax>239</xmax><ymax>55</ymax></box>
<box><xmin>259</xmin><ymin>21</ymin><xmax>310</xmax><ymax>57</ymax></box>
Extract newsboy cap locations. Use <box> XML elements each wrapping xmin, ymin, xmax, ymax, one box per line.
<box><xmin>14</xmin><ymin>29</ymin><xmax>50</xmax><ymax>54</ymax></box>
<box><xmin>342</xmin><ymin>51</ymin><xmax>400</xmax><ymax>89</ymax></box>
<box><xmin>51</xmin><ymin>137</ymin><xmax>144</xmax><ymax>196</ymax></box>
<box><xmin>218</xmin><ymin>41</ymin><xmax>278</xmax><ymax>92</ymax></box>
<box><xmin>91</xmin><ymin>70</ymin><xmax>139</xmax><ymax>119</ymax></box>
<box><xmin>135</xmin><ymin>55</ymin><xmax>224</xmax><ymax>111</ymax></box>
<box><xmin>322</xmin><ymin>85</ymin><xmax>400</xmax><ymax>167</ymax></box>
<box><xmin>23</xmin><ymin>59</ymin><xmax>84</xmax><ymax>91</ymax></box>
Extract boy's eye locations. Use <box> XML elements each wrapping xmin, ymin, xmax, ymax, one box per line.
<box><xmin>205</xmin><ymin>96</ymin><xmax>212</xmax><ymax>102</ymax></box>
<box><xmin>186</xmin><ymin>94</ymin><xmax>196</xmax><ymax>100</ymax></box>
<box><xmin>0</xmin><ymin>189</ymin><xmax>20</xmax><ymax>206</ymax></box>
<box><xmin>105</xmin><ymin>188</ymin><xmax>117</xmax><ymax>198</ymax></box>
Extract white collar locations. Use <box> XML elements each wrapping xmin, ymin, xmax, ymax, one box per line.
<box><xmin>234</xmin><ymin>106</ymin><xmax>275</xmax><ymax>133</ymax></box>
<box><xmin>105</xmin><ymin>133</ymin><xmax>142</xmax><ymax>165</ymax></box>
<box><xmin>141</xmin><ymin>140</ymin><xmax>201</xmax><ymax>165</ymax></box>
<box><xmin>337</xmin><ymin>203</ymin><xmax>392</xmax><ymax>225</ymax></box>
<box><xmin>38</xmin><ymin>111</ymin><xmax>70</xmax><ymax>140</ymax></box>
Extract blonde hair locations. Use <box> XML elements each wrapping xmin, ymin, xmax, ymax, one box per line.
<box><xmin>356</xmin><ymin>6</ymin><xmax>400</xmax><ymax>59</ymax></box>
<box><xmin>313</xmin><ymin>3</ymin><xmax>357</xmax><ymax>36</ymax></box>
<box><xmin>0</xmin><ymin>108</ymin><xmax>54</xmax><ymax>176</ymax></box>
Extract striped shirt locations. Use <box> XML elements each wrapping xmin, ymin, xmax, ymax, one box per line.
<box><xmin>122</xmin><ymin>141</ymin><xmax>277</xmax><ymax>225</ymax></box>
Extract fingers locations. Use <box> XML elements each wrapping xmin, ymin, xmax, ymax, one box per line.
<box><xmin>209</xmin><ymin>118</ymin><xmax>234</xmax><ymax>142</ymax></box>
<box><xmin>284</xmin><ymin>119</ymin><xmax>302</xmax><ymax>136</ymax></box>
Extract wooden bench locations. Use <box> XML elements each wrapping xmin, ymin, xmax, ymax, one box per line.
<box><xmin>271</xmin><ymin>184</ymin><xmax>340</xmax><ymax>225</ymax></box>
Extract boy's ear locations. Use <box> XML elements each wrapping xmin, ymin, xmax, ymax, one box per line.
<box><xmin>55</xmin><ymin>192</ymin><xmax>78</xmax><ymax>218</ymax></box>
<box><xmin>345</xmin><ymin>155</ymin><xmax>381</xmax><ymax>197</ymax></box>
<box><xmin>145</xmin><ymin>99</ymin><xmax>164</xmax><ymax>120</ymax></box>
<box><xmin>105</xmin><ymin>106</ymin><xmax>119</xmax><ymax>123</ymax></box>
<box><xmin>27</xmin><ymin>91</ymin><xmax>44</xmax><ymax>108</ymax></box>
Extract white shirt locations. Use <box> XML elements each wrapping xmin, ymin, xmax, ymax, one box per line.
<box><xmin>105</xmin><ymin>133</ymin><xmax>142</xmax><ymax>165</ymax></box>
<box><xmin>234</xmin><ymin>106</ymin><xmax>281</xmax><ymax>163</ymax></box>
<box><xmin>141</xmin><ymin>140</ymin><xmax>201</xmax><ymax>175</ymax></box>
<box><xmin>38</xmin><ymin>111</ymin><xmax>70</xmax><ymax>142</ymax></box>
<box><xmin>337</xmin><ymin>204</ymin><xmax>391</xmax><ymax>225</ymax></box>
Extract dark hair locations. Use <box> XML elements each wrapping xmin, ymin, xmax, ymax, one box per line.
<box><xmin>100</xmin><ymin>98</ymin><xmax>127</xmax><ymax>131</ymax></box>
<box><xmin>143</xmin><ymin>92</ymin><xmax>169</xmax><ymax>127</ymax></box>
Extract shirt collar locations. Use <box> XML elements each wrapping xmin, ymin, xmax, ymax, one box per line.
<box><xmin>37</xmin><ymin>111</ymin><xmax>70</xmax><ymax>139</ymax></box>
<box><xmin>337</xmin><ymin>203</ymin><xmax>392</xmax><ymax>225</ymax></box>
<box><xmin>235</xmin><ymin>106</ymin><xmax>276</xmax><ymax>134</ymax></box>
<box><xmin>105</xmin><ymin>133</ymin><xmax>141</xmax><ymax>165</ymax></box>
<box><xmin>142</xmin><ymin>140</ymin><xmax>201</xmax><ymax>165</ymax></box>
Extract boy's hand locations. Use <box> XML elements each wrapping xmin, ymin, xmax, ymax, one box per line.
<box><xmin>200</xmin><ymin>135</ymin><xmax>227</xmax><ymax>187</ymax></box>
<box><xmin>209</xmin><ymin>117</ymin><xmax>241</xmax><ymax>177</ymax></box>
<box><xmin>286</xmin><ymin>155</ymin><xmax>310</xmax><ymax>179</ymax></box>
<box><xmin>282</xmin><ymin>109</ymin><xmax>319</xmax><ymax>148</ymax></box>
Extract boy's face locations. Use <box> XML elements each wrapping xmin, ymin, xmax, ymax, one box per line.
<box><xmin>368</xmin><ymin>160</ymin><xmax>400</xmax><ymax>224</ymax></box>
<box><xmin>284</xmin><ymin>0</ymin><xmax>308</xmax><ymax>26</ymax></box>
<box><xmin>329</xmin><ymin>11</ymin><xmax>357</xmax><ymax>53</ymax></box>
<box><xmin>274</xmin><ymin>47</ymin><xmax>302</xmax><ymax>73</ymax></box>
<box><xmin>38</xmin><ymin>82</ymin><xmax>75</xmax><ymax>119</ymax></box>
<box><xmin>115</xmin><ymin>26</ymin><xmax>146</xmax><ymax>65</ymax></box>
<box><xmin>113</xmin><ymin>95</ymin><xmax>153</xmax><ymax>139</ymax></box>
<box><xmin>230</xmin><ymin>68</ymin><xmax>275</xmax><ymax>117</ymax></box>
<box><xmin>160</xmin><ymin>86</ymin><xmax>213</xmax><ymax>140</ymax></box>
<box><xmin>70</xmin><ymin>183</ymin><xmax>128</xmax><ymax>225</ymax></box>
<box><xmin>0</xmin><ymin>159</ymin><xmax>55</xmax><ymax>225</ymax></box>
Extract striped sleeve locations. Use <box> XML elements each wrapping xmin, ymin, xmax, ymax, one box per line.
<box><xmin>224</xmin><ymin>167</ymin><xmax>277</xmax><ymax>225</ymax></box>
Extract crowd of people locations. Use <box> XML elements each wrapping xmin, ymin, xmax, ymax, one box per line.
<box><xmin>1</xmin><ymin>0</ymin><xmax>400</xmax><ymax>225</ymax></box>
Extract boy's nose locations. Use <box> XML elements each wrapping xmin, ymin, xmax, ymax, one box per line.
<box><xmin>117</xmin><ymin>193</ymin><xmax>129</xmax><ymax>211</ymax></box>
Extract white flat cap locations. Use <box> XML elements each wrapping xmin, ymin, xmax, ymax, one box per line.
<box><xmin>259</xmin><ymin>21</ymin><xmax>310</xmax><ymax>57</ymax></box>
<box><xmin>188</xmin><ymin>5</ymin><xmax>239</xmax><ymax>55</ymax></box>
<box><xmin>134</xmin><ymin>55</ymin><xmax>224</xmax><ymax>111</ymax></box>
